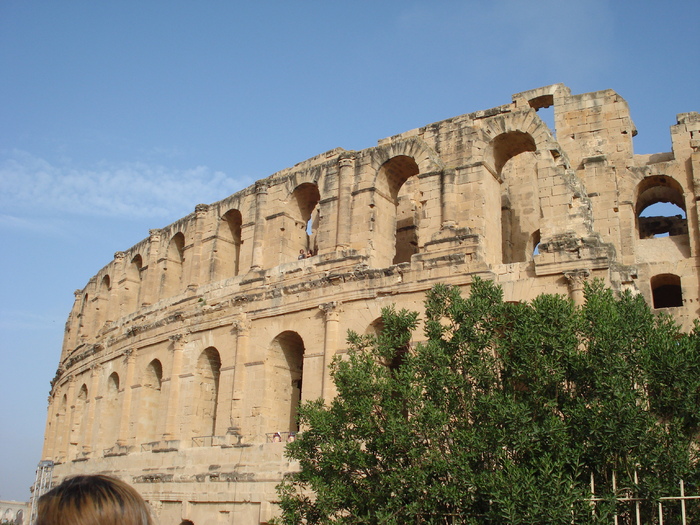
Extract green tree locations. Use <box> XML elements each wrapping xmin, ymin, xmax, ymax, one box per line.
<box><xmin>277</xmin><ymin>279</ymin><xmax>700</xmax><ymax>524</ymax></box>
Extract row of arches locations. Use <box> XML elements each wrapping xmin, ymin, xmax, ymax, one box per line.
<box><xmin>48</xmin><ymin>325</ymin><xmax>326</xmax><ymax>462</ymax></box>
<box><xmin>69</xmin><ymin>128</ymin><xmax>694</xmax><ymax>347</ymax></box>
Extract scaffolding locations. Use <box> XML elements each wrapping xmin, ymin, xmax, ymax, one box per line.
<box><xmin>28</xmin><ymin>460</ymin><xmax>54</xmax><ymax>525</ymax></box>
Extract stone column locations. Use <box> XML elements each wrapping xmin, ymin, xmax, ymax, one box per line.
<box><xmin>112</xmin><ymin>251</ymin><xmax>126</xmax><ymax>320</ymax></box>
<box><xmin>62</xmin><ymin>376</ymin><xmax>76</xmax><ymax>462</ymax></box>
<box><xmin>162</xmin><ymin>334</ymin><xmax>186</xmax><ymax>441</ymax></box>
<box><xmin>441</xmin><ymin>168</ymin><xmax>457</xmax><ymax>228</ymax></box>
<box><xmin>117</xmin><ymin>349</ymin><xmax>136</xmax><ymax>446</ymax></box>
<box><xmin>42</xmin><ymin>396</ymin><xmax>57</xmax><ymax>460</ymax></box>
<box><xmin>142</xmin><ymin>229</ymin><xmax>162</xmax><ymax>306</ymax></box>
<box><xmin>187</xmin><ymin>204</ymin><xmax>209</xmax><ymax>290</ymax></box>
<box><xmin>251</xmin><ymin>183</ymin><xmax>268</xmax><ymax>270</ymax></box>
<box><xmin>320</xmin><ymin>302</ymin><xmax>341</xmax><ymax>402</ymax></box>
<box><xmin>230</xmin><ymin>316</ymin><xmax>250</xmax><ymax>435</ymax></box>
<box><xmin>84</xmin><ymin>364</ymin><xmax>101</xmax><ymax>455</ymax></box>
<box><xmin>336</xmin><ymin>155</ymin><xmax>355</xmax><ymax>249</ymax></box>
<box><xmin>564</xmin><ymin>269</ymin><xmax>590</xmax><ymax>307</ymax></box>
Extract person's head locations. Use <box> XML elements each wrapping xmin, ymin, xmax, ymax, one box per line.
<box><xmin>37</xmin><ymin>474</ymin><xmax>154</xmax><ymax>525</ymax></box>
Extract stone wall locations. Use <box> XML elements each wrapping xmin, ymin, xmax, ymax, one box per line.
<box><xmin>41</xmin><ymin>84</ymin><xmax>700</xmax><ymax>524</ymax></box>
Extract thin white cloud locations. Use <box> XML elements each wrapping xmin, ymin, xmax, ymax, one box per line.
<box><xmin>0</xmin><ymin>150</ymin><xmax>249</xmax><ymax>221</ymax></box>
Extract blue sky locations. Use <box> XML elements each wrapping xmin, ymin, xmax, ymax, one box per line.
<box><xmin>0</xmin><ymin>0</ymin><xmax>698</xmax><ymax>501</ymax></box>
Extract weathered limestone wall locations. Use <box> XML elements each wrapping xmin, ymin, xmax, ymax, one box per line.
<box><xmin>41</xmin><ymin>84</ymin><xmax>700</xmax><ymax>524</ymax></box>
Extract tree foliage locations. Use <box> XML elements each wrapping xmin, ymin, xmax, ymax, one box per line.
<box><xmin>277</xmin><ymin>279</ymin><xmax>700</xmax><ymax>524</ymax></box>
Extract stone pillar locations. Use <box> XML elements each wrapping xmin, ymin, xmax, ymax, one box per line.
<box><xmin>70</xmin><ymin>290</ymin><xmax>82</xmax><ymax>348</ymax></box>
<box><xmin>187</xmin><ymin>204</ymin><xmax>209</xmax><ymax>290</ymax></box>
<box><xmin>112</xmin><ymin>251</ymin><xmax>126</xmax><ymax>320</ymax></box>
<box><xmin>83</xmin><ymin>364</ymin><xmax>101</xmax><ymax>455</ymax></box>
<box><xmin>320</xmin><ymin>302</ymin><xmax>341</xmax><ymax>402</ymax></box>
<box><xmin>117</xmin><ymin>349</ymin><xmax>136</xmax><ymax>446</ymax></box>
<box><xmin>441</xmin><ymin>168</ymin><xmax>457</xmax><ymax>228</ymax></box>
<box><xmin>230</xmin><ymin>316</ymin><xmax>250</xmax><ymax>435</ymax></box>
<box><xmin>42</xmin><ymin>395</ymin><xmax>57</xmax><ymax>460</ymax></box>
<box><xmin>565</xmin><ymin>269</ymin><xmax>590</xmax><ymax>307</ymax></box>
<box><xmin>163</xmin><ymin>334</ymin><xmax>186</xmax><ymax>440</ymax></box>
<box><xmin>251</xmin><ymin>183</ymin><xmax>268</xmax><ymax>270</ymax></box>
<box><xmin>336</xmin><ymin>155</ymin><xmax>355</xmax><ymax>249</ymax></box>
<box><xmin>142</xmin><ymin>229</ymin><xmax>162</xmax><ymax>306</ymax></box>
<box><xmin>62</xmin><ymin>376</ymin><xmax>76</xmax><ymax>462</ymax></box>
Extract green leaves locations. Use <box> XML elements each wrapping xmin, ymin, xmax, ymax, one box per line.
<box><xmin>276</xmin><ymin>279</ymin><xmax>700</xmax><ymax>524</ymax></box>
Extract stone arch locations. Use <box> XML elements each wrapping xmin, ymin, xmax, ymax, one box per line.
<box><xmin>651</xmin><ymin>274</ymin><xmax>683</xmax><ymax>309</ymax></box>
<box><xmin>482</xmin><ymin>108</ymin><xmax>555</xmax><ymax>175</ymax></box>
<box><xmin>70</xmin><ymin>383</ymin><xmax>89</xmax><ymax>458</ymax></box>
<box><xmin>267</xmin><ymin>331</ymin><xmax>305</xmax><ymax>434</ymax></box>
<box><xmin>53</xmin><ymin>393</ymin><xmax>68</xmax><ymax>461</ymax></box>
<box><xmin>101</xmin><ymin>372</ymin><xmax>120</xmax><ymax>449</ymax></box>
<box><xmin>77</xmin><ymin>292</ymin><xmax>89</xmax><ymax>340</ymax></box>
<box><xmin>635</xmin><ymin>175</ymin><xmax>688</xmax><ymax>239</ymax></box>
<box><xmin>482</xmin><ymin>109</ymin><xmax>578</xmax><ymax>265</ymax></box>
<box><xmin>94</xmin><ymin>274</ymin><xmax>111</xmax><ymax>330</ymax></box>
<box><xmin>162</xmin><ymin>233</ymin><xmax>185</xmax><ymax>297</ymax></box>
<box><xmin>498</xmin><ymin>144</ymin><xmax>540</xmax><ymax>263</ymax></box>
<box><xmin>367</xmin><ymin>139</ymin><xmax>444</xmax><ymax>267</ymax></box>
<box><xmin>124</xmin><ymin>254</ymin><xmax>143</xmax><ymax>313</ymax></box>
<box><xmin>215</xmin><ymin>209</ymin><xmax>243</xmax><ymax>279</ymax></box>
<box><xmin>191</xmin><ymin>347</ymin><xmax>222</xmax><ymax>438</ymax></box>
<box><xmin>373</xmin><ymin>155</ymin><xmax>421</xmax><ymax>266</ymax></box>
<box><xmin>139</xmin><ymin>359</ymin><xmax>163</xmax><ymax>443</ymax></box>
<box><xmin>365</xmin><ymin>317</ymin><xmax>385</xmax><ymax>336</ymax></box>
<box><xmin>291</xmin><ymin>182</ymin><xmax>321</xmax><ymax>258</ymax></box>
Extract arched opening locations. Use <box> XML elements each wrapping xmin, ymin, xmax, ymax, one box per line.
<box><xmin>268</xmin><ymin>331</ymin><xmax>305</xmax><ymax>433</ymax></box>
<box><xmin>70</xmin><ymin>384</ymin><xmax>89</xmax><ymax>458</ymax></box>
<box><xmin>217</xmin><ymin>209</ymin><xmax>243</xmax><ymax>278</ymax></box>
<box><xmin>492</xmin><ymin>131</ymin><xmax>537</xmax><ymax>175</ymax></box>
<box><xmin>54</xmin><ymin>394</ymin><xmax>68</xmax><ymax>461</ymax></box>
<box><xmin>95</xmin><ymin>275</ymin><xmax>111</xmax><ymax>329</ymax></box>
<box><xmin>636</xmin><ymin>176</ymin><xmax>688</xmax><ymax>239</ymax></box>
<box><xmin>139</xmin><ymin>360</ymin><xmax>162</xmax><ymax>443</ymax></box>
<box><xmin>101</xmin><ymin>372</ymin><xmax>120</xmax><ymax>449</ymax></box>
<box><xmin>125</xmin><ymin>255</ymin><xmax>143</xmax><ymax>312</ymax></box>
<box><xmin>77</xmin><ymin>293</ymin><xmax>89</xmax><ymax>339</ymax></box>
<box><xmin>163</xmin><ymin>233</ymin><xmax>185</xmax><ymax>296</ymax></box>
<box><xmin>494</xmin><ymin>132</ymin><xmax>539</xmax><ymax>264</ymax></box>
<box><xmin>291</xmin><ymin>183</ymin><xmax>320</xmax><ymax>258</ymax></box>
<box><xmin>192</xmin><ymin>347</ymin><xmax>221</xmax><ymax>438</ymax></box>
<box><xmin>376</xmin><ymin>155</ymin><xmax>420</xmax><ymax>266</ymax></box>
<box><xmin>651</xmin><ymin>274</ymin><xmax>683</xmax><ymax>309</ymax></box>
<box><xmin>365</xmin><ymin>317</ymin><xmax>385</xmax><ymax>336</ymax></box>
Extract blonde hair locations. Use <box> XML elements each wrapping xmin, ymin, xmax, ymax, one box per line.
<box><xmin>37</xmin><ymin>475</ymin><xmax>154</xmax><ymax>525</ymax></box>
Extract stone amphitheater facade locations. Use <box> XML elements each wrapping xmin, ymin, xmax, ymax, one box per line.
<box><xmin>41</xmin><ymin>84</ymin><xmax>700</xmax><ymax>524</ymax></box>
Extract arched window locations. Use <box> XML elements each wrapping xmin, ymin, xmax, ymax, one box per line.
<box><xmin>54</xmin><ymin>394</ymin><xmax>68</xmax><ymax>461</ymax></box>
<box><xmin>376</xmin><ymin>155</ymin><xmax>420</xmax><ymax>266</ymax></box>
<box><xmin>95</xmin><ymin>275</ymin><xmax>111</xmax><ymax>329</ymax></box>
<box><xmin>163</xmin><ymin>233</ymin><xmax>185</xmax><ymax>296</ymax></box>
<box><xmin>77</xmin><ymin>293</ymin><xmax>89</xmax><ymax>339</ymax></box>
<box><xmin>216</xmin><ymin>209</ymin><xmax>243</xmax><ymax>278</ymax></box>
<box><xmin>636</xmin><ymin>176</ymin><xmax>688</xmax><ymax>239</ymax></box>
<box><xmin>139</xmin><ymin>360</ymin><xmax>163</xmax><ymax>443</ymax></box>
<box><xmin>493</xmin><ymin>131</ymin><xmax>539</xmax><ymax>264</ymax></box>
<box><xmin>192</xmin><ymin>347</ymin><xmax>221</xmax><ymax>438</ymax></box>
<box><xmin>268</xmin><ymin>331</ymin><xmax>305</xmax><ymax>433</ymax></box>
<box><xmin>291</xmin><ymin>183</ymin><xmax>321</xmax><ymax>258</ymax></box>
<box><xmin>101</xmin><ymin>372</ymin><xmax>120</xmax><ymax>449</ymax></box>
<box><xmin>651</xmin><ymin>274</ymin><xmax>683</xmax><ymax>309</ymax></box>
<box><xmin>70</xmin><ymin>384</ymin><xmax>89</xmax><ymax>458</ymax></box>
<box><xmin>125</xmin><ymin>255</ymin><xmax>143</xmax><ymax>312</ymax></box>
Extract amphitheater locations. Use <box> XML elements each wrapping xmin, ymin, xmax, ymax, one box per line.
<box><xmin>40</xmin><ymin>84</ymin><xmax>699</xmax><ymax>524</ymax></box>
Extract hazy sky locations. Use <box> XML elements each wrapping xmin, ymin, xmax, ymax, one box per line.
<box><xmin>1</xmin><ymin>1</ymin><xmax>698</xmax><ymax>501</ymax></box>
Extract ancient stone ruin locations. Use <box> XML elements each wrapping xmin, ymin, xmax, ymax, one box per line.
<box><xmin>41</xmin><ymin>84</ymin><xmax>700</xmax><ymax>524</ymax></box>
